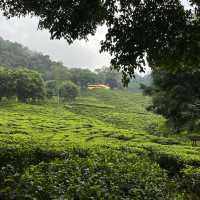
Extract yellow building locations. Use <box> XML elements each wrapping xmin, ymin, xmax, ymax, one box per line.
<box><xmin>88</xmin><ymin>84</ymin><xmax>110</xmax><ymax>90</ymax></box>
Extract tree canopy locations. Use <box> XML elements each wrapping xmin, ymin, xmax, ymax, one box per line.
<box><xmin>0</xmin><ymin>67</ymin><xmax>15</xmax><ymax>99</ymax></box>
<box><xmin>142</xmin><ymin>69</ymin><xmax>200</xmax><ymax>133</ymax></box>
<box><xmin>15</xmin><ymin>69</ymin><xmax>46</xmax><ymax>102</ymax></box>
<box><xmin>59</xmin><ymin>81</ymin><xmax>79</xmax><ymax>101</ymax></box>
<box><xmin>0</xmin><ymin>67</ymin><xmax>45</xmax><ymax>102</ymax></box>
<box><xmin>1</xmin><ymin>0</ymin><xmax>200</xmax><ymax>84</ymax></box>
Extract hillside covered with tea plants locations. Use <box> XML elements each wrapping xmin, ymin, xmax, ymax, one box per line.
<box><xmin>1</xmin><ymin>90</ymin><xmax>200</xmax><ymax>199</ymax></box>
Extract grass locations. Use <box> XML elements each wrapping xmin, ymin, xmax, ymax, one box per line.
<box><xmin>1</xmin><ymin>90</ymin><xmax>200</xmax><ymax>199</ymax></box>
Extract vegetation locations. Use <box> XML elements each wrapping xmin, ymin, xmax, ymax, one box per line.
<box><xmin>142</xmin><ymin>69</ymin><xmax>200</xmax><ymax>133</ymax></box>
<box><xmin>15</xmin><ymin>69</ymin><xmax>45</xmax><ymax>102</ymax></box>
<box><xmin>1</xmin><ymin>34</ymin><xmax>200</xmax><ymax>198</ymax></box>
<box><xmin>0</xmin><ymin>37</ymin><xmax>150</xmax><ymax>91</ymax></box>
<box><xmin>59</xmin><ymin>81</ymin><xmax>79</xmax><ymax>102</ymax></box>
<box><xmin>45</xmin><ymin>80</ymin><xmax>58</xmax><ymax>98</ymax></box>
<box><xmin>0</xmin><ymin>90</ymin><xmax>200</xmax><ymax>199</ymax></box>
<box><xmin>0</xmin><ymin>67</ymin><xmax>45</xmax><ymax>102</ymax></box>
<box><xmin>0</xmin><ymin>37</ymin><xmax>52</xmax><ymax>75</ymax></box>
<box><xmin>0</xmin><ymin>67</ymin><xmax>15</xmax><ymax>100</ymax></box>
<box><xmin>1</xmin><ymin>1</ymin><xmax>199</xmax><ymax>82</ymax></box>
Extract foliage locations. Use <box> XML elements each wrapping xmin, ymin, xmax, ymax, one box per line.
<box><xmin>95</xmin><ymin>67</ymin><xmax>122</xmax><ymax>88</ymax></box>
<box><xmin>15</xmin><ymin>69</ymin><xmax>45</xmax><ymax>102</ymax></box>
<box><xmin>0</xmin><ymin>37</ymin><xmax>52</xmax><ymax>75</ymax></box>
<box><xmin>69</xmin><ymin>68</ymin><xmax>99</xmax><ymax>89</ymax></box>
<box><xmin>1</xmin><ymin>90</ymin><xmax>200</xmax><ymax>199</ymax></box>
<box><xmin>16</xmin><ymin>151</ymin><xmax>176</xmax><ymax>200</ymax></box>
<box><xmin>0</xmin><ymin>67</ymin><xmax>45</xmax><ymax>102</ymax></box>
<box><xmin>1</xmin><ymin>1</ymin><xmax>200</xmax><ymax>83</ymax></box>
<box><xmin>0</xmin><ymin>37</ymin><xmax>150</xmax><ymax>90</ymax></box>
<box><xmin>0</xmin><ymin>148</ymin><xmax>177</xmax><ymax>200</ymax></box>
<box><xmin>48</xmin><ymin>62</ymin><xmax>71</xmax><ymax>83</ymax></box>
<box><xmin>45</xmin><ymin>80</ymin><xmax>58</xmax><ymax>98</ymax></box>
<box><xmin>70</xmin><ymin>89</ymin><xmax>162</xmax><ymax>130</ymax></box>
<box><xmin>142</xmin><ymin>69</ymin><xmax>200</xmax><ymax>133</ymax></box>
<box><xmin>128</xmin><ymin>74</ymin><xmax>152</xmax><ymax>93</ymax></box>
<box><xmin>59</xmin><ymin>81</ymin><xmax>79</xmax><ymax>101</ymax></box>
<box><xmin>0</xmin><ymin>66</ymin><xmax>16</xmax><ymax>99</ymax></box>
<box><xmin>182</xmin><ymin>167</ymin><xmax>200</xmax><ymax>200</ymax></box>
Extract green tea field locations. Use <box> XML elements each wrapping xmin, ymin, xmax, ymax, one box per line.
<box><xmin>1</xmin><ymin>90</ymin><xmax>200</xmax><ymax>199</ymax></box>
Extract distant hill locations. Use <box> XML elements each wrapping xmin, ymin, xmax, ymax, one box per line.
<box><xmin>0</xmin><ymin>37</ymin><xmax>152</xmax><ymax>90</ymax></box>
<box><xmin>0</xmin><ymin>37</ymin><xmax>74</xmax><ymax>81</ymax></box>
<box><xmin>0</xmin><ymin>37</ymin><xmax>52</xmax><ymax>73</ymax></box>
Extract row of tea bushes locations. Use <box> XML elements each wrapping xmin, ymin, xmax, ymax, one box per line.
<box><xmin>0</xmin><ymin>148</ymin><xmax>180</xmax><ymax>200</ymax></box>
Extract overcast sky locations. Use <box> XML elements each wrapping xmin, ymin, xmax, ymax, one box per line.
<box><xmin>0</xmin><ymin>0</ymin><xmax>191</xmax><ymax>70</ymax></box>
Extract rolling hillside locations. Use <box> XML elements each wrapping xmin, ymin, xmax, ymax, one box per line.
<box><xmin>0</xmin><ymin>90</ymin><xmax>200</xmax><ymax>199</ymax></box>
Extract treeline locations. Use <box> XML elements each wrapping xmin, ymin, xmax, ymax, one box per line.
<box><xmin>0</xmin><ymin>66</ymin><xmax>82</xmax><ymax>102</ymax></box>
<box><xmin>48</xmin><ymin>65</ymin><xmax>123</xmax><ymax>89</ymax></box>
<box><xmin>0</xmin><ymin>37</ymin><xmax>123</xmax><ymax>89</ymax></box>
<box><xmin>0</xmin><ymin>37</ymin><xmax>150</xmax><ymax>92</ymax></box>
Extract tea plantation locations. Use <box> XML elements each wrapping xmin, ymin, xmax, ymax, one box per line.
<box><xmin>1</xmin><ymin>90</ymin><xmax>200</xmax><ymax>199</ymax></box>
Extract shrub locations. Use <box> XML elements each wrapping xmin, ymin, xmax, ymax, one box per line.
<box><xmin>0</xmin><ymin>67</ymin><xmax>46</xmax><ymax>102</ymax></box>
<box><xmin>147</xmin><ymin>149</ymin><xmax>185</xmax><ymax>175</ymax></box>
<box><xmin>59</xmin><ymin>81</ymin><xmax>79</xmax><ymax>102</ymax></box>
<box><xmin>13</xmin><ymin>150</ymin><xmax>178</xmax><ymax>200</ymax></box>
<box><xmin>182</xmin><ymin>167</ymin><xmax>200</xmax><ymax>200</ymax></box>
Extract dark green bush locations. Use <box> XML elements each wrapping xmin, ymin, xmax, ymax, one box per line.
<box><xmin>181</xmin><ymin>167</ymin><xmax>200</xmax><ymax>200</ymax></box>
<box><xmin>147</xmin><ymin>150</ymin><xmax>185</xmax><ymax>175</ymax></box>
<box><xmin>10</xmin><ymin>149</ymin><xmax>178</xmax><ymax>200</ymax></box>
<box><xmin>151</xmin><ymin>137</ymin><xmax>180</xmax><ymax>145</ymax></box>
<box><xmin>0</xmin><ymin>147</ymin><xmax>62</xmax><ymax>169</ymax></box>
<box><xmin>59</xmin><ymin>81</ymin><xmax>79</xmax><ymax>102</ymax></box>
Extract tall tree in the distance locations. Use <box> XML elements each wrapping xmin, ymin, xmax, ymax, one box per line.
<box><xmin>15</xmin><ymin>69</ymin><xmax>45</xmax><ymax>102</ymax></box>
<box><xmin>0</xmin><ymin>66</ymin><xmax>16</xmax><ymax>100</ymax></box>
<box><xmin>59</xmin><ymin>81</ymin><xmax>79</xmax><ymax>102</ymax></box>
<box><xmin>1</xmin><ymin>0</ymin><xmax>200</xmax><ymax>84</ymax></box>
<box><xmin>95</xmin><ymin>67</ymin><xmax>122</xmax><ymax>89</ymax></box>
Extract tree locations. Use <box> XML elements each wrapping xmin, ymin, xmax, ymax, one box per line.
<box><xmin>0</xmin><ymin>66</ymin><xmax>16</xmax><ymax>100</ymax></box>
<box><xmin>1</xmin><ymin>1</ymin><xmax>200</xmax><ymax>83</ymax></box>
<box><xmin>59</xmin><ymin>81</ymin><xmax>79</xmax><ymax>102</ymax></box>
<box><xmin>45</xmin><ymin>80</ymin><xmax>58</xmax><ymax>98</ymax></box>
<box><xmin>128</xmin><ymin>74</ymin><xmax>152</xmax><ymax>93</ymax></box>
<box><xmin>96</xmin><ymin>67</ymin><xmax>122</xmax><ymax>89</ymax></box>
<box><xmin>69</xmin><ymin>68</ymin><xmax>98</xmax><ymax>89</ymax></box>
<box><xmin>142</xmin><ymin>69</ymin><xmax>200</xmax><ymax>133</ymax></box>
<box><xmin>15</xmin><ymin>69</ymin><xmax>45</xmax><ymax>102</ymax></box>
<box><xmin>49</xmin><ymin>62</ymin><xmax>71</xmax><ymax>83</ymax></box>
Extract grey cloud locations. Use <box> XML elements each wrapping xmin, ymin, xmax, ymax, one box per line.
<box><xmin>0</xmin><ymin>16</ymin><xmax>111</xmax><ymax>70</ymax></box>
<box><xmin>0</xmin><ymin>0</ymin><xmax>191</xmax><ymax>71</ymax></box>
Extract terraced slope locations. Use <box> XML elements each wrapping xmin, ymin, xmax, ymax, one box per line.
<box><xmin>0</xmin><ymin>91</ymin><xmax>200</xmax><ymax>199</ymax></box>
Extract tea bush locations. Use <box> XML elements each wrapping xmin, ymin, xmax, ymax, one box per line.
<box><xmin>12</xmin><ymin>150</ymin><xmax>178</xmax><ymax>200</ymax></box>
<box><xmin>1</xmin><ymin>91</ymin><xmax>200</xmax><ymax>199</ymax></box>
<box><xmin>181</xmin><ymin>167</ymin><xmax>200</xmax><ymax>200</ymax></box>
